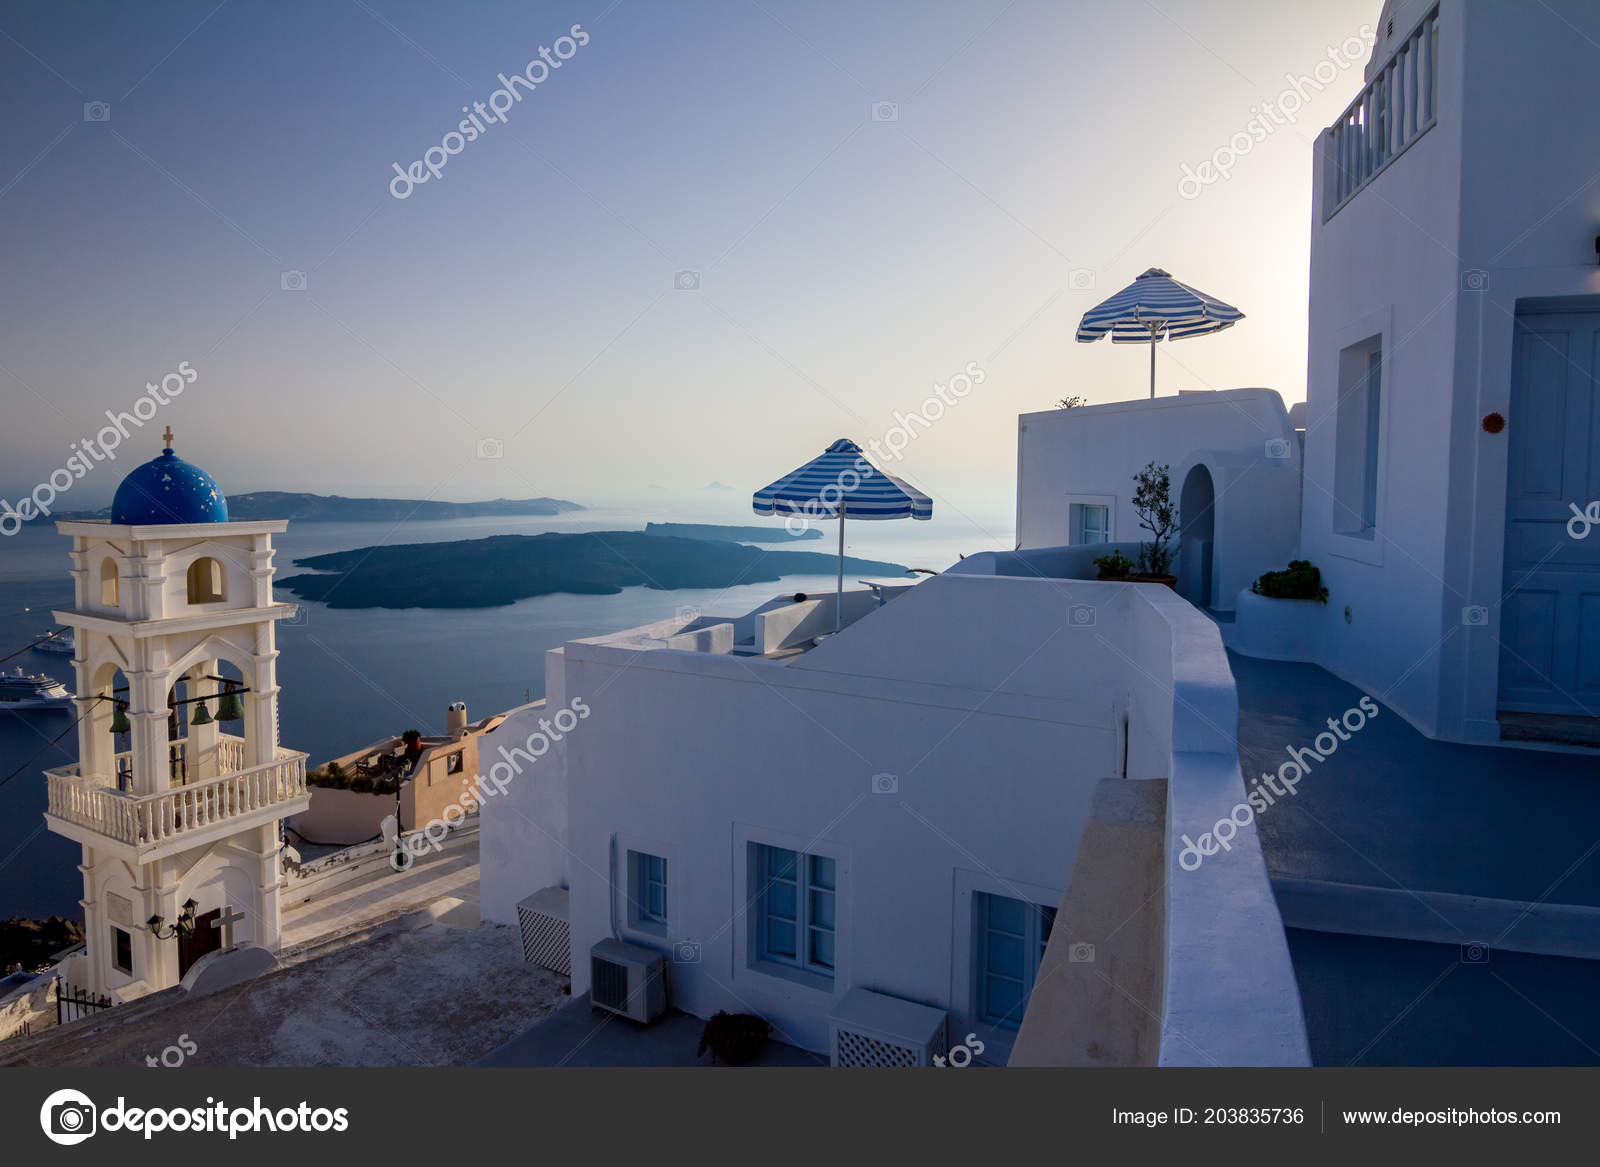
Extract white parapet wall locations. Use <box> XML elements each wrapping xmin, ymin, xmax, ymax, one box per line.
<box><xmin>1130</xmin><ymin>585</ymin><xmax>1310</xmax><ymax>1066</ymax></box>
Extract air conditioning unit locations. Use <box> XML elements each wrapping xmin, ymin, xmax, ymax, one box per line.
<box><xmin>516</xmin><ymin>887</ymin><xmax>571</xmax><ymax>976</ymax></box>
<box><xmin>827</xmin><ymin>987</ymin><xmax>948</xmax><ymax>1067</ymax></box>
<box><xmin>589</xmin><ymin>938</ymin><xmax>667</xmax><ymax>1024</ymax></box>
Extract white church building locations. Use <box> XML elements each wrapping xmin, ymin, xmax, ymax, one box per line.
<box><xmin>42</xmin><ymin>432</ymin><xmax>309</xmax><ymax>999</ymax></box>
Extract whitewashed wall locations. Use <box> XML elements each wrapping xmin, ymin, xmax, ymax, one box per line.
<box><xmin>1302</xmin><ymin>0</ymin><xmax>1600</xmax><ymax>742</ymax></box>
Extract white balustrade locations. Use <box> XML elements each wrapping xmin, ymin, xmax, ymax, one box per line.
<box><xmin>46</xmin><ymin>747</ymin><xmax>307</xmax><ymax>849</ymax></box>
<box><xmin>1326</xmin><ymin>6</ymin><xmax>1438</xmax><ymax>217</ymax></box>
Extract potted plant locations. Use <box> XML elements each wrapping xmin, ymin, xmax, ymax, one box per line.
<box><xmin>1093</xmin><ymin>549</ymin><xmax>1136</xmax><ymax>581</ymax></box>
<box><xmin>697</xmin><ymin>1010</ymin><xmax>770</xmax><ymax>1065</ymax></box>
<box><xmin>1232</xmin><ymin>560</ymin><xmax>1328</xmax><ymax>660</ymax></box>
<box><xmin>1250</xmin><ymin>559</ymin><xmax>1328</xmax><ymax>603</ymax></box>
<box><xmin>1128</xmin><ymin>461</ymin><xmax>1177</xmax><ymax>587</ymax></box>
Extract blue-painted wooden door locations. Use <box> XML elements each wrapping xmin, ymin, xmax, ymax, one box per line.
<box><xmin>1499</xmin><ymin>310</ymin><xmax>1600</xmax><ymax>716</ymax></box>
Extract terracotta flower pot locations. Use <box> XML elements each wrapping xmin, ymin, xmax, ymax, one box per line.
<box><xmin>1126</xmin><ymin>573</ymin><xmax>1177</xmax><ymax>589</ymax></box>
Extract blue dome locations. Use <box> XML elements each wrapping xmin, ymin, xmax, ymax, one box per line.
<box><xmin>111</xmin><ymin>448</ymin><xmax>228</xmax><ymax>525</ymax></box>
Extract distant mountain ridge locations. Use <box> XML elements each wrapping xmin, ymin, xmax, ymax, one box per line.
<box><xmin>644</xmin><ymin>522</ymin><xmax>821</xmax><ymax>543</ymax></box>
<box><xmin>27</xmin><ymin>491</ymin><xmax>584</xmax><ymax>524</ymax></box>
<box><xmin>227</xmin><ymin>492</ymin><xmax>584</xmax><ymax>521</ymax></box>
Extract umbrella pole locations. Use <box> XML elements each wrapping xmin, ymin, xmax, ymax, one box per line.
<box><xmin>1149</xmin><ymin>336</ymin><xmax>1157</xmax><ymax>398</ymax></box>
<box><xmin>836</xmin><ymin>512</ymin><xmax>844</xmax><ymax>633</ymax></box>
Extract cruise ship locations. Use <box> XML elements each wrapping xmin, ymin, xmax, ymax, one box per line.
<box><xmin>0</xmin><ymin>667</ymin><xmax>73</xmax><ymax>710</ymax></box>
<box><xmin>32</xmin><ymin>628</ymin><xmax>74</xmax><ymax>655</ymax></box>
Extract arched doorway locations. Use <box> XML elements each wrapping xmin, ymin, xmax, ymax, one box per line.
<box><xmin>1178</xmin><ymin>465</ymin><xmax>1216</xmax><ymax>610</ymax></box>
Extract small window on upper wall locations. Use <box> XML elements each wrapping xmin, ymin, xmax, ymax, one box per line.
<box><xmin>100</xmin><ymin>557</ymin><xmax>119</xmax><ymax>607</ymax></box>
<box><xmin>1078</xmin><ymin>504</ymin><xmax>1109</xmax><ymax>544</ymax></box>
<box><xmin>447</xmin><ymin>753</ymin><xmax>464</xmax><ymax>775</ymax></box>
<box><xmin>186</xmin><ymin>557</ymin><xmax>226</xmax><ymax>604</ymax></box>
<box><xmin>111</xmin><ymin>926</ymin><xmax>133</xmax><ymax>975</ymax></box>
<box><xmin>1333</xmin><ymin>337</ymin><xmax>1382</xmax><ymax>538</ymax></box>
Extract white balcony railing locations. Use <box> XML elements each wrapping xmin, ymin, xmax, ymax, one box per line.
<box><xmin>46</xmin><ymin>749</ymin><xmax>308</xmax><ymax>850</ymax></box>
<box><xmin>1325</xmin><ymin>5</ymin><xmax>1439</xmax><ymax>218</ymax></box>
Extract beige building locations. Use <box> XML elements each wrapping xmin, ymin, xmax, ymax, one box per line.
<box><xmin>289</xmin><ymin>703</ymin><xmax>507</xmax><ymax>845</ymax></box>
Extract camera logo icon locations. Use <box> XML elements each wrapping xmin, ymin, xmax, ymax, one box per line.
<box><xmin>40</xmin><ymin>1088</ymin><xmax>97</xmax><ymax>1146</ymax></box>
<box><xmin>1068</xmin><ymin>941</ymin><xmax>1095</xmax><ymax>963</ymax></box>
<box><xmin>1265</xmin><ymin>438</ymin><xmax>1291</xmax><ymax>460</ymax></box>
<box><xmin>83</xmin><ymin>102</ymin><xmax>111</xmax><ymax>122</ymax></box>
<box><xmin>1069</xmin><ymin>604</ymin><xmax>1096</xmax><ymax>627</ymax></box>
<box><xmin>281</xmin><ymin>604</ymin><xmax>309</xmax><ymax>627</ymax></box>
<box><xmin>280</xmin><ymin>270</ymin><xmax>307</xmax><ymax>292</ymax></box>
<box><xmin>676</xmin><ymin>604</ymin><xmax>702</xmax><ymax>624</ymax></box>
<box><xmin>1461</xmin><ymin>268</ymin><xmax>1490</xmax><ymax>292</ymax></box>
<box><xmin>1461</xmin><ymin>605</ymin><xmax>1489</xmax><ymax>626</ymax></box>
<box><xmin>475</xmin><ymin>437</ymin><xmax>505</xmax><ymax>460</ymax></box>
<box><xmin>871</xmin><ymin>772</ymin><xmax>899</xmax><ymax>795</ymax></box>
<box><xmin>871</xmin><ymin>101</ymin><xmax>898</xmax><ymax>122</ymax></box>
<box><xmin>674</xmin><ymin>270</ymin><xmax>700</xmax><ymax>291</ymax></box>
<box><xmin>1460</xmin><ymin>941</ymin><xmax>1489</xmax><ymax>965</ymax></box>
<box><xmin>672</xmin><ymin>940</ymin><xmax>701</xmax><ymax>963</ymax></box>
<box><xmin>1068</xmin><ymin>268</ymin><xmax>1096</xmax><ymax>291</ymax></box>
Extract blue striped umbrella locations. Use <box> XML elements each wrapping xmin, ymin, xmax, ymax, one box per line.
<box><xmin>1076</xmin><ymin>267</ymin><xmax>1244</xmax><ymax>397</ymax></box>
<box><xmin>753</xmin><ymin>438</ymin><xmax>932</xmax><ymax>631</ymax></box>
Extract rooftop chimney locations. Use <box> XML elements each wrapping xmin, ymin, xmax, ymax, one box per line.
<box><xmin>446</xmin><ymin>701</ymin><xmax>468</xmax><ymax>740</ymax></box>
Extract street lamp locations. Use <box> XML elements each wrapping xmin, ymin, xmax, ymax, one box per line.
<box><xmin>147</xmin><ymin>898</ymin><xmax>199</xmax><ymax>939</ymax></box>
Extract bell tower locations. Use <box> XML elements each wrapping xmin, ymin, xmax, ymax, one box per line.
<box><xmin>43</xmin><ymin>431</ymin><xmax>310</xmax><ymax>997</ymax></box>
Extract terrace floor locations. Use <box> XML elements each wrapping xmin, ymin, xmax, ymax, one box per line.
<box><xmin>478</xmin><ymin>996</ymin><xmax>825</xmax><ymax>1067</ymax></box>
<box><xmin>1231</xmin><ymin>652</ymin><xmax>1600</xmax><ymax>1065</ymax></box>
<box><xmin>1232</xmin><ymin>652</ymin><xmax>1600</xmax><ymax>909</ymax></box>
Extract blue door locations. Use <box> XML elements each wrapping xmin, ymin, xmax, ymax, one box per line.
<box><xmin>1499</xmin><ymin>309</ymin><xmax>1600</xmax><ymax>717</ymax></box>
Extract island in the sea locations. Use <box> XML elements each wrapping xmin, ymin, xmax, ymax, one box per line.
<box><xmin>279</xmin><ymin>531</ymin><xmax>908</xmax><ymax>609</ymax></box>
<box><xmin>31</xmin><ymin>491</ymin><xmax>583</xmax><ymax>524</ymax></box>
<box><xmin>644</xmin><ymin>521</ymin><xmax>822</xmax><ymax>543</ymax></box>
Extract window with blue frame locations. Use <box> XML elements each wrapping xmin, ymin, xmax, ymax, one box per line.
<box><xmin>630</xmin><ymin>851</ymin><xmax>667</xmax><ymax>926</ymax></box>
<box><xmin>1079</xmin><ymin>504</ymin><xmax>1109</xmax><ymax>544</ymax></box>
<box><xmin>976</xmin><ymin>892</ymin><xmax>1056</xmax><ymax>1030</ymax></box>
<box><xmin>754</xmin><ymin>844</ymin><xmax>836</xmax><ymax>978</ymax></box>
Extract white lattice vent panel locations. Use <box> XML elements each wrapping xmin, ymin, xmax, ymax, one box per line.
<box><xmin>516</xmin><ymin>886</ymin><xmax>571</xmax><ymax>976</ymax></box>
<box><xmin>827</xmin><ymin>987</ymin><xmax>948</xmax><ymax>1067</ymax></box>
<box><xmin>836</xmin><ymin>1028</ymin><xmax>921</xmax><ymax>1067</ymax></box>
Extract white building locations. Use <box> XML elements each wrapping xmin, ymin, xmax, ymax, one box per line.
<box><xmin>1017</xmin><ymin>389</ymin><xmax>1302</xmax><ymax>614</ymax></box>
<box><xmin>1016</xmin><ymin>0</ymin><xmax>1600</xmax><ymax>745</ymax></box>
<box><xmin>43</xmin><ymin>435</ymin><xmax>309</xmax><ymax>998</ymax></box>
<box><xmin>482</xmin><ymin>573</ymin><xmax>1306</xmax><ymax>1065</ymax></box>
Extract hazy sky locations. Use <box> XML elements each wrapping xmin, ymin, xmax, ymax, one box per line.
<box><xmin>0</xmin><ymin>0</ymin><xmax>1375</xmax><ymax>509</ymax></box>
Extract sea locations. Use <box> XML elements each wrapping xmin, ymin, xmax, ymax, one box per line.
<box><xmin>0</xmin><ymin>489</ymin><xmax>1014</xmax><ymax>919</ymax></box>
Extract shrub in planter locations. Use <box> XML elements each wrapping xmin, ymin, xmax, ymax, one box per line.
<box><xmin>348</xmin><ymin>772</ymin><xmax>375</xmax><ymax>794</ymax></box>
<box><xmin>1093</xmin><ymin>550</ymin><xmax>1136</xmax><ymax>580</ymax></box>
<box><xmin>697</xmin><ymin>1010</ymin><xmax>770</xmax><ymax>1066</ymax></box>
<box><xmin>1131</xmin><ymin>461</ymin><xmax>1177</xmax><ymax>577</ymax></box>
<box><xmin>310</xmin><ymin>762</ymin><xmax>349</xmax><ymax>790</ymax></box>
<box><xmin>1251</xmin><ymin>560</ymin><xmax>1328</xmax><ymax>603</ymax></box>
